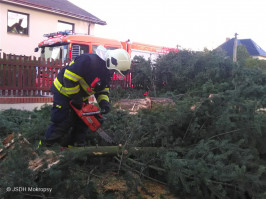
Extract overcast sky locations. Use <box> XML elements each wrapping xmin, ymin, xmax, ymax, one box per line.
<box><xmin>69</xmin><ymin>0</ymin><xmax>266</xmax><ymax>51</ymax></box>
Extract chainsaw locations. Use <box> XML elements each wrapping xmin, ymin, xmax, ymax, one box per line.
<box><xmin>69</xmin><ymin>101</ymin><xmax>114</xmax><ymax>144</ymax></box>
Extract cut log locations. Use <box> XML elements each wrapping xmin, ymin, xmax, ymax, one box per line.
<box><xmin>114</xmin><ymin>97</ymin><xmax>175</xmax><ymax>114</ymax></box>
<box><xmin>28</xmin><ymin>146</ymin><xmax>168</xmax><ymax>172</ymax></box>
<box><xmin>63</xmin><ymin>146</ymin><xmax>171</xmax><ymax>158</ymax></box>
<box><xmin>150</xmin><ymin>97</ymin><xmax>175</xmax><ymax>108</ymax></box>
<box><xmin>28</xmin><ymin>150</ymin><xmax>59</xmax><ymax>171</ymax></box>
<box><xmin>1</xmin><ymin>134</ymin><xmax>182</xmax><ymax>173</ymax></box>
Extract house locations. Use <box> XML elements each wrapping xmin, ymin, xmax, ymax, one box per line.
<box><xmin>217</xmin><ymin>38</ymin><xmax>266</xmax><ymax>60</ymax></box>
<box><xmin>0</xmin><ymin>0</ymin><xmax>106</xmax><ymax>57</ymax></box>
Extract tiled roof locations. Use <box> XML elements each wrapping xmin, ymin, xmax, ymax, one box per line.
<box><xmin>239</xmin><ymin>39</ymin><xmax>266</xmax><ymax>57</ymax></box>
<box><xmin>0</xmin><ymin>0</ymin><xmax>106</xmax><ymax>25</ymax></box>
<box><xmin>217</xmin><ymin>38</ymin><xmax>266</xmax><ymax>57</ymax></box>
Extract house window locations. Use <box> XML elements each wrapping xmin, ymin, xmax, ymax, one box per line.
<box><xmin>7</xmin><ymin>10</ymin><xmax>29</xmax><ymax>35</ymax></box>
<box><xmin>57</xmin><ymin>21</ymin><xmax>74</xmax><ymax>32</ymax></box>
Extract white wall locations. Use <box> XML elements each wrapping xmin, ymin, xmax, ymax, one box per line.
<box><xmin>0</xmin><ymin>3</ymin><xmax>96</xmax><ymax>57</ymax></box>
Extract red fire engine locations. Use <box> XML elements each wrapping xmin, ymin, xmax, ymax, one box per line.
<box><xmin>35</xmin><ymin>30</ymin><xmax>178</xmax><ymax>88</ymax></box>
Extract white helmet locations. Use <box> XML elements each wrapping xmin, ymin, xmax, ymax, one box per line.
<box><xmin>105</xmin><ymin>49</ymin><xmax>131</xmax><ymax>76</ymax></box>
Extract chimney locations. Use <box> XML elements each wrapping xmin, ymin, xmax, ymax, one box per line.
<box><xmin>226</xmin><ymin>37</ymin><xmax>230</xmax><ymax>42</ymax></box>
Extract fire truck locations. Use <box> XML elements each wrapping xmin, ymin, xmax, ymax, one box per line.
<box><xmin>34</xmin><ymin>30</ymin><xmax>178</xmax><ymax>88</ymax></box>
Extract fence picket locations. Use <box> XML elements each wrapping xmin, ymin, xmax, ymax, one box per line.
<box><xmin>2</xmin><ymin>54</ymin><xmax>7</xmax><ymax>96</ymax></box>
<box><xmin>7</xmin><ymin>55</ymin><xmax>12</xmax><ymax>95</ymax></box>
<box><xmin>18</xmin><ymin>56</ymin><xmax>22</xmax><ymax>96</ymax></box>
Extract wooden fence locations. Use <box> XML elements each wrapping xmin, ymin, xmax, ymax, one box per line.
<box><xmin>0</xmin><ymin>53</ymin><xmax>65</xmax><ymax>97</ymax></box>
<box><xmin>0</xmin><ymin>53</ymin><xmax>131</xmax><ymax>98</ymax></box>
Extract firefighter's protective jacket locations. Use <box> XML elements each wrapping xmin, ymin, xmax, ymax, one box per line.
<box><xmin>51</xmin><ymin>53</ymin><xmax>110</xmax><ymax>107</ymax></box>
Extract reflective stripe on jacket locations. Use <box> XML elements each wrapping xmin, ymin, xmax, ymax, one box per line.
<box><xmin>53</xmin><ymin>77</ymin><xmax>80</xmax><ymax>96</ymax></box>
<box><xmin>51</xmin><ymin>53</ymin><xmax>111</xmax><ymax>105</ymax></box>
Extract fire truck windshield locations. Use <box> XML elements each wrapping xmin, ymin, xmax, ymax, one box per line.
<box><xmin>41</xmin><ymin>45</ymin><xmax>69</xmax><ymax>62</ymax></box>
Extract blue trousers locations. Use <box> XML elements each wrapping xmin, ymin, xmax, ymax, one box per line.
<box><xmin>45</xmin><ymin>92</ymin><xmax>88</xmax><ymax>146</ymax></box>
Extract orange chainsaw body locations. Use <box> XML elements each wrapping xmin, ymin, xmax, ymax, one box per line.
<box><xmin>70</xmin><ymin>102</ymin><xmax>102</xmax><ymax>132</ymax></box>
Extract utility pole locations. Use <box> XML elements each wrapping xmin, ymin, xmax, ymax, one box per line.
<box><xmin>233</xmin><ymin>33</ymin><xmax>238</xmax><ymax>62</ymax></box>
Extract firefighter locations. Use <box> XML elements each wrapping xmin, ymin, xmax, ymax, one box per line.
<box><xmin>44</xmin><ymin>46</ymin><xmax>131</xmax><ymax>147</ymax></box>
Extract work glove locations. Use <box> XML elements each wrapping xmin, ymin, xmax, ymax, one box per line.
<box><xmin>99</xmin><ymin>100</ymin><xmax>110</xmax><ymax>114</ymax></box>
<box><xmin>71</xmin><ymin>99</ymin><xmax>83</xmax><ymax>110</ymax></box>
<box><xmin>100</xmin><ymin>105</ymin><xmax>110</xmax><ymax>114</ymax></box>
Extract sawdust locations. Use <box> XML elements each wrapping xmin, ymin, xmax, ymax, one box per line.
<box><xmin>139</xmin><ymin>180</ymin><xmax>176</xmax><ymax>199</ymax></box>
<box><xmin>92</xmin><ymin>171</ymin><xmax>176</xmax><ymax>199</ymax></box>
<box><xmin>94</xmin><ymin>172</ymin><xmax>127</xmax><ymax>197</ymax></box>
